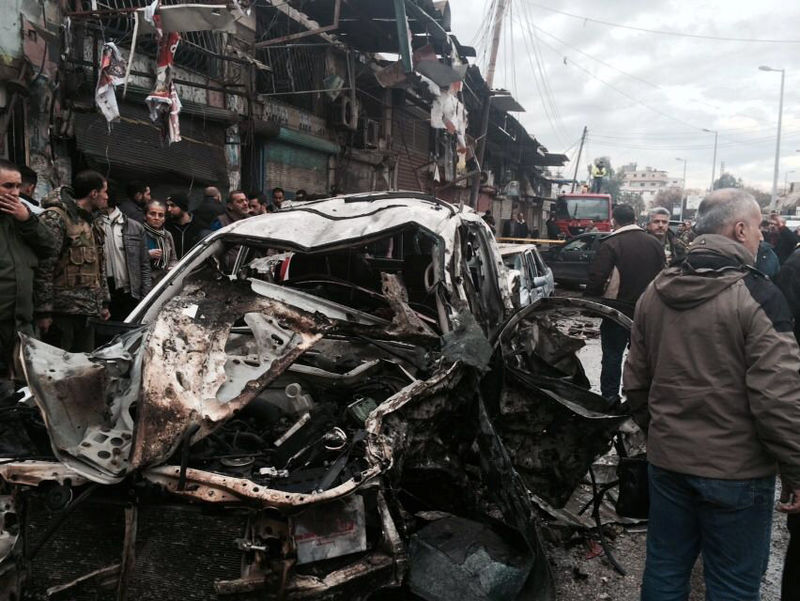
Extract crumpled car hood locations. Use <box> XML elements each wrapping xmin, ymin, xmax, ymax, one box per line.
<box><xmin>19</xmin><ymin>277</ymin><xmax>332</xmax><ymax>484</ymax></box>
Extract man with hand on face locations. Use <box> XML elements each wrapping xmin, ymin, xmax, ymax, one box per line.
<box><xmin>647</xmin><ymin>206</ymin><xmax>686</xmax><ymax>264</ymax></box>
<box><xmin>0</xmin><ymin>160</ymin><xmax>56</xmax><ymax>378</ymax></box>
<box><xmin>38</xmin><ymin>170</ymin><xmax>112</xmax><ymax>352</ymax></box>
<box><xmin>210</xmin><ymin>190</ymin><xmax>250</xmax><ymax>230</ymax></box>
<box><xmin>166</xmin><ymin>192</ymin><xmax>207</xmax><ymax>259</ymax></box>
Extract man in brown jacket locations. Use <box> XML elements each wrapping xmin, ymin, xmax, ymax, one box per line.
<box><xmin>623</xmin><ymin>188</ymin><xmax>800</xmax><ymax>600</ymax></box>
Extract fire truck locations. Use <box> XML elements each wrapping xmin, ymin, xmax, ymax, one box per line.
<box><xmin>553</xmin><ymin>193</ymin><xmax>613</xmax><ymax>238</ymax></box>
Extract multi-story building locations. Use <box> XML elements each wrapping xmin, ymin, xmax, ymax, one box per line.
<box><xmin>620</xmin><ymin>164</ymin><xmax>683</xmax><ymax>204</ymax></box>
<box><xmin>0</xmin><ymin>0</ymin><xmax>563</xmax><ymax>231</ymax></box>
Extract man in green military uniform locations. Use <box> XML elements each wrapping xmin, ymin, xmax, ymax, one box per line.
<box><xmin>37</xmin><ymin>170</ymin><xmax>111</xmax><ymax>352</ymax></box>
<box><xmin>0</xmin><ymin>159</ymin><xmax>57</xmax><ymax>378</ymax></box>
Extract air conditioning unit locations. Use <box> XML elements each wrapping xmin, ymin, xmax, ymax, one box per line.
<box><xmin>362</xmin><ymin>118</ymin><xmax>380</xmax><ymax>148</ymax></box>
<box><xmin>337</xmin><ymin>95</ymin><xmax>359</xmax><ymax>130</ymax></box>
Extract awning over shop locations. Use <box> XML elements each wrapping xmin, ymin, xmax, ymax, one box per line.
<box><xmin>491</xmin><ymin>92</ymin><xmax>525</xmax><ymax>113</ymax></box>
<box><xmin>74</xmin><ymin>103</ymin><xmax>228</xmax><ymax>185</ymax></box>
<box><xmin>531</xmin><ymin>153</ymin><xmax>569</xmax><ymax>167</ymax></box>
<box><xmin>281</xmin><ymin>0</ymin><xmax>472</xmax><ymax>55</ymax></box>
<box><xmin>275</xmin><ymin>127</ymin><xmax>340</xmax><ymax>155</ymax></box>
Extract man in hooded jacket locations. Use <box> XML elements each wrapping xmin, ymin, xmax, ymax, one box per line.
<box><xmin>624</xmin><ymin>188</ymin><xmax>800</xmax><ymax>600</ymax></box>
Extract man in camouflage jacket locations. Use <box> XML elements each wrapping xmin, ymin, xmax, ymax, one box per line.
<box><xmin>37</xmin><ymin>170</ymin><xmax>111</xmax><ymax>352</ymax></box>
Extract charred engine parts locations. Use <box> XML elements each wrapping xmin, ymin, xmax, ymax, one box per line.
<box><xmin>185</xmin><ymin>354</ymin><xmax>412</xmax><ymax>496</ymax></box>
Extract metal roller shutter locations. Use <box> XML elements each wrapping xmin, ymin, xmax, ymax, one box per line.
<box><xmin>264</xmin><ymin>128</ymin><xmax>339</xmax><ymax>196</ymax></box>
<box><xmin>392</xmin><ymin>107</ymin><xmax>431</xmax><ymax>192</ymax></box>
<box><xmin>74</xmin><ymin>103</ymin><xmax>228</xmax><ymax>186</ymax></box>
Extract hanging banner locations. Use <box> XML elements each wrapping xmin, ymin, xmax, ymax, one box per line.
<box><xmin>95</xmin><ymin>43</ymin><xmax>127</xmax><ymax>123</ymax></box>
<box><xmin>144</xmin><ymin>15</ymin><xmax>182</xmax><ymax>144</ymax></box>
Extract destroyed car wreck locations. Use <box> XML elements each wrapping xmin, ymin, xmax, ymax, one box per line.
<box><xmin>0</xmin><ymin>193</ymin><xmax>632</xmax><ymax>600</ymax></box>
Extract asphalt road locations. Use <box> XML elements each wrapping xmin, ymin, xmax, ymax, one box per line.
<box><xmin>547</xmin><ymin>499</ymin><xmax>789</xmax><ymax>600</ymax></box>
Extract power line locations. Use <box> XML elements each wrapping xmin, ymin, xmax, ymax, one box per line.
<box><xmin>526</xmin><ymin>21</ymin><xmax>783</xmax><ymax>126</ymax></box>
<box><xmin>516</xmin><ymin>1</ymin><xmax>569</xmax><ymax>144</ymax></box>
<box><xmin>587</xmin><ymin>132</ymin><xmax>800</xmax><ymax>152</ymax></box>
<box><xmin>526</xmin><ymin>1</ymin><xmax>800</xmax><ymax>44</ymax></box>
<box><xmin>591</xmin><ymin>127</ymin><xmax>800</xmax><ymax>147</ymax></box>
<box><xmin>531</xmin><ymin>24</ymin><xmax>660</xmax><ymax>91</ymax></box>
<box><xmin>532</xmin><ymin>33</ymin><xmax>704</xmax><ymax>131</ymax></box>
<box><xmin>473</xmin><ymin>0</ymin><xmax>499</xmax><ymax>71</ymax></box>
<box><xmin>523</xmin><ymin>2</ymin><xmax>570</xmax><ymax>142</ymax></box>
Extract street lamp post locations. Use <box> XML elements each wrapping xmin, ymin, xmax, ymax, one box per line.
<box><xmin>675</xmin><ymin>157</ymin><xmax>687</xmax><ymax>220</ymax></box>
<box><xmin>703</xmin><ymin>128</ymin><xmax>718</xmax><ymax>190</ymax></box>
<box><xmin>760</xmin><ymin>65</ymin><xmax>785</xmax><ymax>210</ymax></box>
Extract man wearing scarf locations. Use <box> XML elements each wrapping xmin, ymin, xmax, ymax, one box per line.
<box><xmin>143</xmin><ymin>199</ymin><xmax>177</xmax><ymax>283</ymax></box>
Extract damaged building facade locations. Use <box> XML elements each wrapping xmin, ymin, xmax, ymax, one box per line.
<box><xmin>0</xmin><ymin>0</ymin><xmax>565</xmax><ymax>231</ymax></box>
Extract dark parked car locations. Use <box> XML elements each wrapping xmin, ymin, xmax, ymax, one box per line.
<box><xmin>540</xmin><ymin>232</ymin><xmax>608</xmax><ymax>287</ymax></box>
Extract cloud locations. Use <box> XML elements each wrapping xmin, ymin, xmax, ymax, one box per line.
<box><xmin>451</xmin><ymin>0</ymin><xmax>800</xmax><ymax>190</ymax></box>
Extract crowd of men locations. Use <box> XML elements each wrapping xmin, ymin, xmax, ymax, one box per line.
<box><xmin>587</xmin><ymin>192</ymin><xmax>800</xmax><ymax>600</ymax></box>
<box><xmin>0</xmin><ymin>160</ymin><xmax>301</xmax><ymax>374</ymax></box>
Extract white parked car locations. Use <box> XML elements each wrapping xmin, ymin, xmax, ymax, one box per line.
<box><xmin>499</xmin><ymin>243</ymin><xmax>555</xmax><ymax>307</ymax></box>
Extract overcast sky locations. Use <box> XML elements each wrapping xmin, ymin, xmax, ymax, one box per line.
<box><xmin>450</xmin><ymin>0</ymin><xmax>800</xmax><ymax>192</ymax></box>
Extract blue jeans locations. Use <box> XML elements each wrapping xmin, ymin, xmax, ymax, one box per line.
<box><xmin>642</xmin><ymin>465</ymin><xmax>775</xmax><ymax>601</ymax></box>
<box><xmin>600</xmin><ymin>318</ymin><xmax>629</xmax><ymax>399</ymax></box>
<box><xmin>784</xmin><ymin>514</ymin><xmax>800</xmax><ymax>600</ymax></box>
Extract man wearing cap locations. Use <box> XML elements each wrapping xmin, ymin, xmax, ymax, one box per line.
<box><xmin>166</xmin><ymin>192</ymin><xmax>208</xmax><ymax>259</ymax></box>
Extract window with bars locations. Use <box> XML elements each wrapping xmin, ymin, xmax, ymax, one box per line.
<box><xmin>254</xmin><ymin>45</ymin><xmax>327</xmax><ymax>112</ymax></box>
<box><xmin>74</xmin><ymin>0</ymin><xmax>225</xmax><ymax>78</ymax></box>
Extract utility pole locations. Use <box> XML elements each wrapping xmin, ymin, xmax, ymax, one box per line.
<box><xmin>759</xmin><ymin>65</ymin><xmax>785</xmax><ymax>209</ymax></box>
<box><xmin>571</xmin><ymin>126</ymin><xmax>588</xmax><ymax>192</ymax></box>
<box><xmin>484</xmin><ymin>0</ymin><xmax>508</xmax><ymax>90</ymax></box>
<box><xmin>675</xmin><ymin>157</ymin><xmax>687</xmax><ymax>220</ymax></box>
<box><xmin>703</xmin><ymin>128</ymin><xmax>718</xmax><ymax>191</ymax></box>
<box><xmin>469</xmin><ymin>0</ymin><xmax>509</xmax><ymax>209</ymax></box>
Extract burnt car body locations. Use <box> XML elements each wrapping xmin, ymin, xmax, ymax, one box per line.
<box><xmin>0</xmin><ymin>193</ymin><xmax>629</xmax><ymax>600</ymax></box>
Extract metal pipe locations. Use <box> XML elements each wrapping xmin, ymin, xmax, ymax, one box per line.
<box><xmin>64</xmin><ymin>57</ymin><xmax>250</xmax><ymax>97</ymax></box>
<box><xmin>253</xmin><ymin>0</ymin><xmax>341</xmax><ymax>48</ymax></box>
